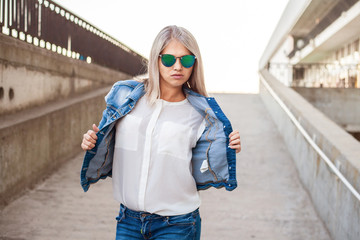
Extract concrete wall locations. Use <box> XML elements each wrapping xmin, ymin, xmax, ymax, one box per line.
<box><xmin>0</xmin><ymin>34</ymin><xmax>131</xmax><ymax>116</ymax></box>
<box><xmin>0</xmin><ymin>87</ymin><xmax>109</xmax><ymax>208</ymax></box>
<box><xmin>259</xmin><ymin>69</ymin><xmax>360</xmax><ymax>240</ymax></box>
<box><xmin>0</xmin><ymin>34</ymin><xmax>138</xmax><ymax>208</ymax></box>
<box><xmin>293</xmin><ymin>87</ymin><xmax>360</xmax><ymax>132</ymax></box>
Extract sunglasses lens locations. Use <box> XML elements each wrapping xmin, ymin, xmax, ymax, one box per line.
<box><xmin>181</xmin><ymin>55</ymin><xmax>196</xmax><ymax>68</ymax></box>
<box><xmin>161</xmin><ymin>54</ymin><xmax>176</xmax><ymax>67</ymax></box>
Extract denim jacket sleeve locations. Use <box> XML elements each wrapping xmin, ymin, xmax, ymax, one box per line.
<box><xmin>97</xmin><ymin>80</ymin><xmax>142</xmax><ymax>130</ymax></box>
<box><xmin>80</xmin><ymin>80</ymin><xmax>145</xmax><ymax>192</ymax></box>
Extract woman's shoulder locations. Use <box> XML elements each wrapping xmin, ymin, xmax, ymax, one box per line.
<box><xmin>109</xmin><ymin>79</ymin><xmax>145</xmax><ymax>94</ymax></box>
<box><xmin>105</xmin><ymin>79</ymin><xmax>144</xmax><ymax>103</ymax></box>
<box><xmin>112</xmin><ymin>79</ymin><xmax>143</xmax><ymax>88</ymax></box>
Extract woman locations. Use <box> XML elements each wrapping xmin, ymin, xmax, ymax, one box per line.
<box><xmin>80</xmin><ymin>25</ymin><xmax>241</xmax><ymax>240</ymax></box>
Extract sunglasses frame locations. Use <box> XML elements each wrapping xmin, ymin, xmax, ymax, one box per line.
<box><xmin>159</xmin><ymin>54</ymin><xmax>196</xmax><ymax>68</ymax></box>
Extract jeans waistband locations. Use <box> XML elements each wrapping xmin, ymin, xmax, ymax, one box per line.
<box><xmin>120</xmin><ymin>204</ymin><xmax>199</xmax><ymax>219</ymax></box>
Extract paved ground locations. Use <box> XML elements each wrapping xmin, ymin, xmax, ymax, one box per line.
<box><xmin>0</xmin><ymin>94</ymin><xmax>331</xmax><ymax>240</ymax></box>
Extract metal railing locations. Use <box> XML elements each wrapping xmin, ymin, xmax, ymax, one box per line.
<box><xmin>260</xmin><ymin>72</ymin><xmax>360</xmax><ymax>201</ymax></box>
<box><xmin>268</xmin><ymin>62</ymin><xmax>359</xmax><ymax>88</ymax></box>
<box><xmin>0</xmin><ymin>0</ymin><xmax>147</xmax><ymax>76</ymax></box>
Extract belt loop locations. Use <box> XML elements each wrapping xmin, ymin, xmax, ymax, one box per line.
<box><xmin>192</xmin><ymin>208</ymin><xmax>199</xmax><ymax>217</ymax></box>
<box><xmin>120</xmin><ymin>203</ymin><xmax>127</xmax><ymax>214</ymax></box>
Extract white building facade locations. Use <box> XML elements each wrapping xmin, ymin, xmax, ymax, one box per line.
<box><xmin>260</xmin><ymin>0</ymin><xmax>360</xmax><ymax>88</ymax></box>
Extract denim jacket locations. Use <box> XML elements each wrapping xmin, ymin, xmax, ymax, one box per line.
<box><xmin>80</xmin><ymin>80</ymin><xmax>237</xmax><ymax>192</ymax></box>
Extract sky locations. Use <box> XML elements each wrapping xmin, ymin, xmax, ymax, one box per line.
<box><xmin>54</xmin><ymin>0</ymin><xmax>289</xmax><ymax>93</ymax></box>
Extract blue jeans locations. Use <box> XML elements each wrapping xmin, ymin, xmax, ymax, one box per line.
<box><xmin>115</xmin><ymin>204</ymin><xmax>201</xmax><ymax>240</ymax></box>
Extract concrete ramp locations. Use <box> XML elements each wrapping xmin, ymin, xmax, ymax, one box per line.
<box><xmin>200</xmin><ymin>93</ymin><xmax>330</xmax><ymax>240</ymax></box>
<box><xmin>0</xmin><ymin>94</ymin><xmax>331</xmax><ymax>240</ymax></box>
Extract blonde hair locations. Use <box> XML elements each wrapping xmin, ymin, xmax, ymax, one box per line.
<box><xmin>143</xmin><ymin>25</ymin><xmax>208</xmax><ymax>104</ymax></box>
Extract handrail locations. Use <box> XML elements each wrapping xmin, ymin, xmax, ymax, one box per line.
<box><xmin>0</xmin><ymin>0</ymin><xmax>147</xmax><ymax>76</ymax></box>
<box><xmin>260</xmin><ymin>73</ymin><xmax>360</xmax><ymax>201</ymax></box>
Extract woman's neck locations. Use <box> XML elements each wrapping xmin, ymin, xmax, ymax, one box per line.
<box><xmin>160</xmin><ymin>85</ymin><xmax>186</xmax><ymax>102</ymax></box>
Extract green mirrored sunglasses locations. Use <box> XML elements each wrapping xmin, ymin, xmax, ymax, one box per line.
<box><xmin>159</xmin><ymin>54</ymin><xmax>196</xmax><ymax>68</ymax></box>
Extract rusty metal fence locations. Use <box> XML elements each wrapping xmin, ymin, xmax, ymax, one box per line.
<box><xmin>0</xmin><ymin>0</ymin><xmax>147</xmax><ymax>76</ymax></box>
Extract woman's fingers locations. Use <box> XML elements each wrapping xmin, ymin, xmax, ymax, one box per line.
<box><xmin>81</xmin><ymin>139</ymin><xmax>95</xmax><ymax>150</ymax></box>
<box><xmin>84</xmin><ymin>133</ymin><xmax>97</xmax><ymax>144</ymax></box>
<box><xmin>229</xmin><ymin>130</ymin><xmax>240</xmax><ymax>140</ymax></box>
<box><xmin>229</xmin><ymin>143</ymin><xmax>241</xmax><ymax>153</ymax></box>
<box><xmin>230</xmin><ymin>139</ymin><xmax>241</xmax><ymax>145</ymax></box>
<box><xmin>87</xmin><ymin>129</ymin><xmax>98</xmax><ymax>140</ymax></box>
<box><xmin>81</xmin><ymin>142</ymin><xmax>89</xmax><ymax>151</ymax></box>
<box><xmin>81</xmin><ymin>126</ymin><xmax>99</xmax><ymax>151</ymax></box>
<box><xmin>229</xmin><ymin>141</ymin><xmax>241</xmax><ymax>152</ymax></box>
<box><xmin>229</xmin><ymin>130</ymin><xmax>241</xmax><ymax>153</ymax></box>
<box><xmin>92</xmin><ymin>123</ymin><xmax>100</xmax><ymax>133</ymax></box>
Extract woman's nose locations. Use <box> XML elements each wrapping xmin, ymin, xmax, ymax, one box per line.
<box><xmin>173</xmin><ymin>58</ymin><xmax>182</xmax><ymax>70</ymax></box>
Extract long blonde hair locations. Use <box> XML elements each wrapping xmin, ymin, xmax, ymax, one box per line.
<box><xmin>143</xmin><ymin>25</ymin><xmax>208</xmax><ymax>104</ymax></box>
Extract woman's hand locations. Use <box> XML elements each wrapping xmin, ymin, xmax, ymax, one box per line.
<box><xmin>81</xmin><ymin>124</ymin><xmax>99</xmax><ymax>151</ymax></box>
<box><xmin>229</xmin><ymin>130</ymin><xmax>241</xmax><ymax>153</ymax></box>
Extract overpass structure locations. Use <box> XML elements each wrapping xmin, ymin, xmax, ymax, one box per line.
<box><xmin>259</xmin><ymin>1</ymin><xmax>360</xmax><ymax>240</ymax></box>
<box><xmin>0</xmin><ymin>0</ymin><xmax>359</xmax><ymax>240</ymax></box>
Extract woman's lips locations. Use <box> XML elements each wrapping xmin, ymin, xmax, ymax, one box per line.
<box><xmin>171</xmin><ymin>74</ymin><xmax>183</xmax><ymax>79</ymax></box>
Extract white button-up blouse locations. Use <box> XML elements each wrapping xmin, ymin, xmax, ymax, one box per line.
<box><xmin>112</xmin><ymin>95</ymin><xmax>206</xmax><ymax>216</ymax></box>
